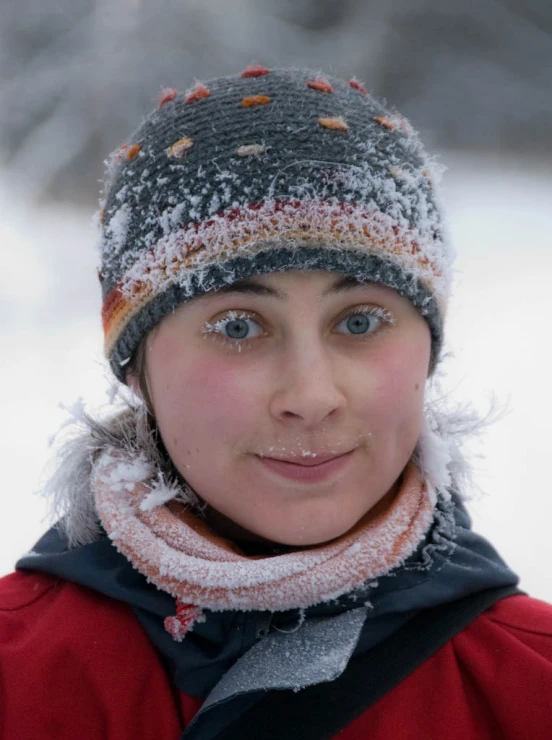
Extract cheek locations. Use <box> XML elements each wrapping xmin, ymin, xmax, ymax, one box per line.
<box><xmin>150</xmin><ymin>346</ymin><xmax>262</xmax><ymax>446</ymax></box>
<box><xmin>186</xmin><ymin>355</ymin><xmax>259</xmax><ymax>422</ymax></box>
<box><xmin>359</xmin><ymin>336</ymin><xmax>428</xmax><ymax>432</ymax></box>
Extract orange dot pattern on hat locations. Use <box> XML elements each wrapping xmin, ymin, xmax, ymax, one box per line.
<box><xmin>348</xmin><ymin>78</ymin><xmax>367</xmax><ymax>95</ymax></box>
<box><xmin>241</xmin><ymin>95</ymin><xmax>271</xmax><ymax>107</ymax></box>
<box><xmin>236</xmin><ymin>144</ymin><xmax>265</xmax><ymax>157</ymax></box>
<box><xmin>240</xmin><ymin>63</ymin><xmax>271</xmax><ymax>78</ymax></box>
<box><xmin>318</xmin><ymin>117</ymin><xmax>349</xmax><ymax>131</ymax></box>
<box><xmin>126</xmin><ymin>144</ymin><xmax>142</xmax><ymax>160</ymax></box>
<box><xmin>307</xmin><ymin>78</ymin><xmax>334</xmax><ymax>93</ymax></box>
<box><xmin>185</xmin><ymin>83</ymin><xmax>211</xmax><ymax>104</ymax></box>
<box><xmin>99</xmin><ymin>67</ymin><xmax>448</xmax><ymax>383</ymax></box>
<box><xmin>167</xmin><ymin>137</ymin><xmax>194</xmax><ymax>158</ymax></box>
<box><xmin>158</xmin><ymin>88</ymin><xmax>178</xmax><ymax>108</ymax></box>
<box><xmin>375</xmin><ymin>116</ymin><xmax>396</xmax><ymax>131</ymax></box>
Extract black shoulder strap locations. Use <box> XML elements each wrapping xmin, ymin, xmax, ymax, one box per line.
<box><xmin>213</xmin><ymin>585</ymin><xmax>522</xmax><ymax>740</ymax></box>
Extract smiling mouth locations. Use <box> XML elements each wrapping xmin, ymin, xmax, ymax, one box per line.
<box><xmin>255</xmin><ymin>449</ymin><xmax>356</xmax><ymax>483</ymax></box>
<box><xmin>257</xmin><ymin>450</ymin><xmax>354</xmax><ymax>467</ymax></box>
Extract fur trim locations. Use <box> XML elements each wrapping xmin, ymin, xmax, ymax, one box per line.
<box><xmin>43</xmin><ymin>395</ymin><xmax>203</xmax><ymax>548</ymax></box>
<box><xmin>414</xmin><ymin>365</ymin><xmax>505</xmax><ymax>505</ymax></box>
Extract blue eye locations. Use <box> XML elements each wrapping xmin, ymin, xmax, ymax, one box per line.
<box><xmin>225</xmin><ymin>317</ymin><xmax>252</xmax><ymax>339</ymax></box>
<box><xmin>202</xmin><ymin>310</ymin><xmax>263</xmax><ymax>348</ymax></box>
<box><xmin>340</xmin><ymin>312</ymin><xmax>378</xmax><ymax>335</ymax></box>
<box><xmin>202</xmin><ymin>306</ymin><xmax>395</xmax><ymax>350</ymax></box>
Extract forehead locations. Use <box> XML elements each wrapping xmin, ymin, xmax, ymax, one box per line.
<box><xmin>196</xmin><ymin>270</ymin><xmax>398</xmax><ymax>303</ymax></box>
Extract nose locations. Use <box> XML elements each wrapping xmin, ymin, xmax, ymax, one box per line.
<box><xmin>269</xmin><ymin>338</ymin><xmax>347</xmax><ymax>427</ymax></box>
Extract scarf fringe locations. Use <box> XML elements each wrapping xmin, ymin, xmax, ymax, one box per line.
<box><xmin>164</xmin><ymin>601</ymin><xmax>206</xmax><ymax>642</ymax></box>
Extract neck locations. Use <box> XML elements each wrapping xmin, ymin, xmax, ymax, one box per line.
<box><xmin>195</xmin><ymin>473</ymin><xmax>403</xmax><ymax>557</ymax></box>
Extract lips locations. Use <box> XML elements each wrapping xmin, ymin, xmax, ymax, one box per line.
<box><xmin>256</xmin><ymin>450</ymin><xmax>354</xmax><ymax>467</ymax></box>
<box><xmin>256</xmin><ymin>449</ymin><xmax>356</xmax><ymax>484</ymax></box>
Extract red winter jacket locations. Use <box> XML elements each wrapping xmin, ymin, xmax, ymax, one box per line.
<box><xmin>1</xmin><ymin>569</ymin><xmax>552</xmax><ymax>739</ymax></box>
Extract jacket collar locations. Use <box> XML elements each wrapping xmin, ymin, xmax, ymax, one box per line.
<box><xmin>17</xmin><ymin>492</ymin><xmax>518</xmax><ymax>703</ymax></box>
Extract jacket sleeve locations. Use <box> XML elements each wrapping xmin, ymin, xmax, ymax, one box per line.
<box><xmin>0</xmin><ymin>570</ymin><xmax>185</xmax><ymax>740</ymax></box>
<box><xmin>338</xmin><ymin>594</ymin><xmax>552</xmax><ymax>740</ymax></box>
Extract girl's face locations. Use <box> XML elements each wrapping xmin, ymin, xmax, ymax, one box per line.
<box><xmin>134</xmin><ymin>270</ymin><xmax>431</xmax><ymax>547</ymax></box>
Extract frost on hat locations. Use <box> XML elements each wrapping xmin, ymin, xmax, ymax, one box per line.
<box><xmin>98</xmin><ymin>66</ymin><xmax>454</xmax><ymax>381</ymax></box>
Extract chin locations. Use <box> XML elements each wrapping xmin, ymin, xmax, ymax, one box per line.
<box><xmin>248</xmin><ymin>489</ymin><xmax>391</xmax><ymax>547</ymax></box>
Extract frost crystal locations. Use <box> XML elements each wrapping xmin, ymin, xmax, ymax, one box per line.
<box><xmin>93</xmin><ymin>447</ymin><xmax>435</xmax><ymax>612</ymax></box>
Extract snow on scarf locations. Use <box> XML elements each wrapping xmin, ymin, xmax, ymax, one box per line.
<box><xmin>93</xmin><ymin>447</ymin><xmax>434</xmax><ymax>614</ymax></box>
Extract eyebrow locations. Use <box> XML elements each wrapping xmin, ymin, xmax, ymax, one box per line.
<box><xmin>206</xmin><ymin>274</ymin><xmax>370</xmax><ymax>301</ymax></box>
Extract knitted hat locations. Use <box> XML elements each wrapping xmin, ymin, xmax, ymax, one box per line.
<box><xmin>98</xmin><ymin>65</ymin><xmax>453</xmax><ymax>382</ymax></box>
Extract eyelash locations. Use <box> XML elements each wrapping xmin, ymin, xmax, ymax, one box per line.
<box><xmin>201</xmin><ymin>305</ymin><xmax>396</xmax><ymax>352</ymax></box>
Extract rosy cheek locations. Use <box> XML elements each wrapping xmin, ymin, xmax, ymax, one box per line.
<box><xmin>363</xmin><ymin>339</ymin><xmax>427</xmax><ymax>418</ymax></box>
<box><xmin>170</xmin><ymin>354</ymin><xmax>261</xmax><ymax>434</ymax></box>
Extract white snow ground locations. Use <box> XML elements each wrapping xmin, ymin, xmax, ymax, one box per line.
<box><xmin>1</xmin><ymin>153</ymin><xmax>551</xmax><ymax>602</ymax></box>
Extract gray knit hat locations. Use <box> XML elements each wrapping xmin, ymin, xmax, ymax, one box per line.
<box><xmin>99</xmin><ymin>65</ymin><xmax>453</xmax><ymax>382</ymax></box>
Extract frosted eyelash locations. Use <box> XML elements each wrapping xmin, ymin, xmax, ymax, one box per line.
<box><xmin>351</xmin><ymin>306</ymin><xmax>396</xmax><ymax>326</ymax></box>
<box><xmin>202</xmin><ymin>310</ymin><xmax>254</xmax><ymax>335</ymax></box>
<box><xmin>201</xmin><ymin>310</ymin><xmax>254</xmax><ymax>352</ymax></box>
<box><xmin>201</xmin><ymin>305</ymin><xmax>396</xmax><ymax>351</ymax></box>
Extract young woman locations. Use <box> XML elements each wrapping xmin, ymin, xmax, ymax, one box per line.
<box><xmin>1</xmin><ymin>66</ymin><xmax>551</xmax><ymax>740</ymax></box>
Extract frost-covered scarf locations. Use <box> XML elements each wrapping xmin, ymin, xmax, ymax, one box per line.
<box><xmin>18</xmin><ymin>406</ymin><xmax>519</xmax><ymax>730</ymax></box>
<box><xmin>93</xmin><ymin>447</ymin><xmax>434</xmax><ymax>626</ymax></box>
<box><xmin>17</xmin><ymin>396</ymin><xmax>519</xmax><ymax>727</ymax></box>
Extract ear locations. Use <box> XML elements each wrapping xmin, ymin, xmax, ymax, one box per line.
<box><xmin>126</xmin><ymin>370</ymin><xmax>142</xmax><ymax>400</ymax></box>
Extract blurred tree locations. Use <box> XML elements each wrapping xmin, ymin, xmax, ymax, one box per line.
<box><xmin>0</xmin><ymin>0</ymin><xmax>550</xmax><ymax>205</ymax></box>
<box><xmin>496</xmin><ymin>0</ymin><xmax>552</xmax><ymax>33</ymax></box>
<box><xmin>265</xmin><ymin>0</ymin><xmax>354</xmax><ymax>30</ymax></box>
<box><xmin>371</xmin><ymin>0</ymin><xmax>552</xmax><ymax>152</ymax></box>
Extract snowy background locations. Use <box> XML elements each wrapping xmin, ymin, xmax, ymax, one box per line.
<box><xmin>1</xmin><ymin>0</ymin><xmax>551</xmax><ymax>601</ymax></box>
<box><xmin>2</xmin><ymin>156</ymin><xmax>551</xmax><ymax>601</ymax></box>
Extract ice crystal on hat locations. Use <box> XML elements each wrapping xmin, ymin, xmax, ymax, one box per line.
<box><xmin>98</xmin><ymin>67</ymin><xmax>452</xmax><ymax>382</ymax></box>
